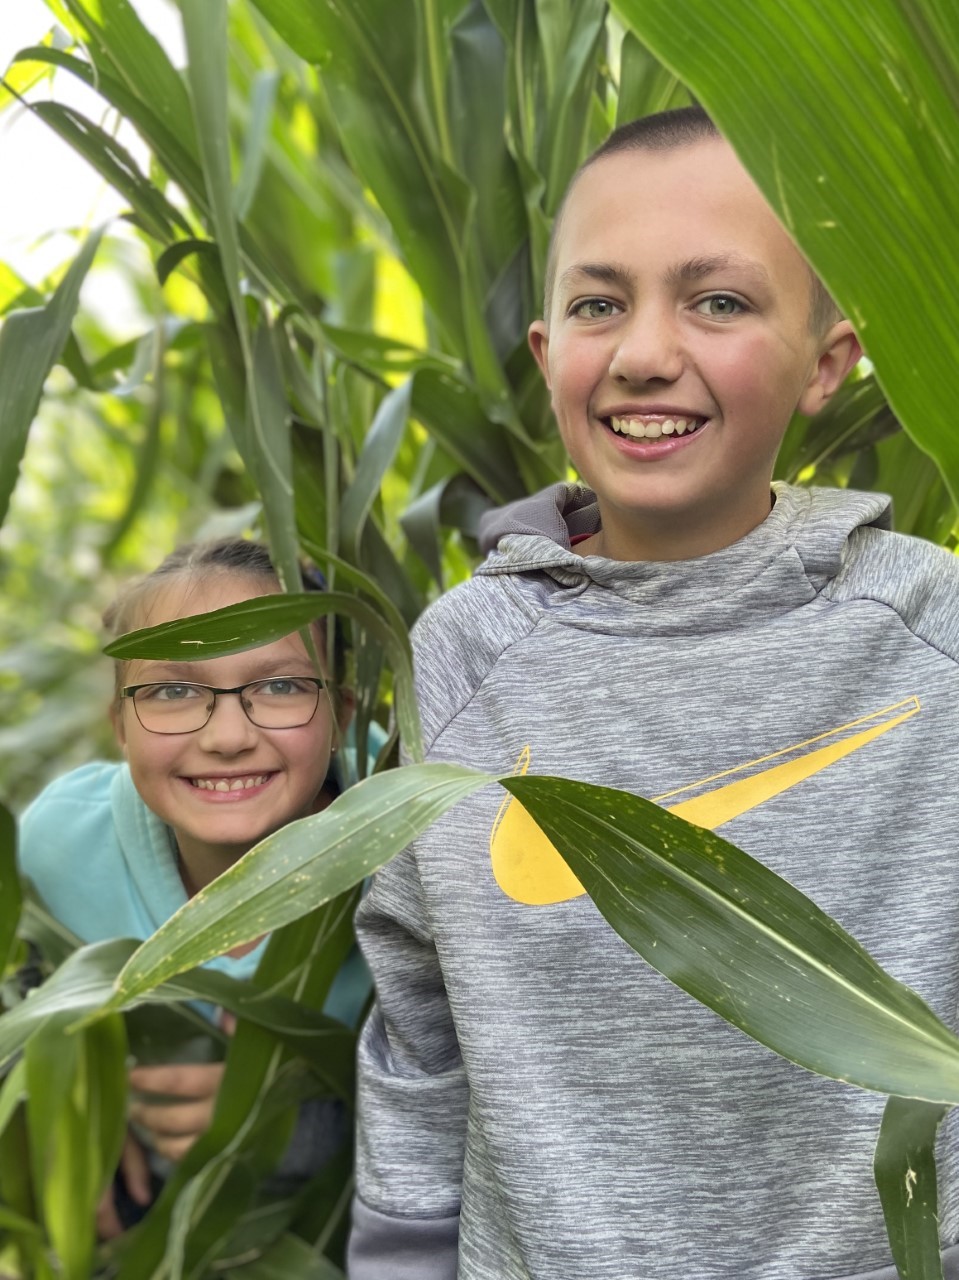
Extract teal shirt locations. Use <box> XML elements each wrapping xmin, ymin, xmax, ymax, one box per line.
<box><xmin>18</xmin><ymin>760</ymin><xmax>368</xmax><ymax>1023</ymax></box>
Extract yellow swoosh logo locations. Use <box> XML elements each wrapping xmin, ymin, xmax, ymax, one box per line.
<box><xmin>489</xmin><ymin>698</ymin><xmax>920</xmax><ymax>906</ymax></box>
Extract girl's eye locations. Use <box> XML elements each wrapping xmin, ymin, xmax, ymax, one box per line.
<box><xmin>572</xmin><ymin>298</ymin><xmax>620</xmax><ymax>320</ymax></box>
<box><xmin>151</xmin><ymin>684</ymin><xmax>201</xmax><ymax>702</ymax></box>
<box><xmin>696</xmin><ymin>294</ymin><xmax>745</xmax><ymax>318</ymax></box>
<box><xmin>258</xmin><ymin>677</ymin><xmax>309</xmax><ymax>697</ymax></box>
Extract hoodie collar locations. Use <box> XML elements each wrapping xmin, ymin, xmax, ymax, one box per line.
<box><xmin>475</xmin><ymin>482</ymin><xmax>892</xmax><ymax>635</ymax></box>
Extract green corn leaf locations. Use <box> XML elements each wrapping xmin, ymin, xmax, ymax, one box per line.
<box><xmin>776</xmin><ymin>375</ymin><xmax>895</xmax><ymax>484</ymax></box>
<box><xmin>233</xmin><ymin>69</ymin><xmax>280</xmax><ymax>222</ymax></box>
<box><xmin>102</xmin><ymin>589</ymin><xmax>423</xmax><ymax>762</ymax></box>
<box><xmin>411</xmin><ymin>366</ymin><xmax>535</xmax><ymax>502</ymax></box>
<box><xmin>0</xmin><ymin>228</ymin><xmax>101</xmax><ymax>526</ymax></box>
<box><xmin>875</xmin><ymin>431</ymin><xmax>954</xmax><ymax>542</ymax></box>
<box><xmin>29</xmin><ymin>101</ymin><xmax>191</xmax><ymax>240</ymax></box>
<box><xmin>615</xmin><ymin>30</ymin><xmax>688</xmax><ymax>125</ymax></box>
<box><xmin>615</xmin><ymin>0</ymin><xmax>959</xmax><ymax>501</ymax></box>
<box><xmin>13</xmin><ymin>44</ymin><xmax>307</xmax><ymax>309</ymax></box>
<box><xmin>319</xmin><ymin>323</ymin><xmax>461</xmax><ymax>377</ymax></box>
<box><xmin>180</xmin><ymin>0</ymin><xmax>302</xmax><ymax>600</ymax></box>
<box><xmin>447</xmin><ymin>1</ymin><xmax>527</xmax><ymax>287</ymax></box>
<box><xmin>25</xmin><ymin>1014</ymin><xmax>124</xmax><ymax>1280</ymax></box>
<box><xmin>247</xmin><ymin>316</ymin><xmax>301</xmax><ymax>594</ymax></box>
<box><xmin>0</xmin><ymin>1060</ymin><xmax>27</xmax><ymax>1143</ymax></box>
<box><xmin>0</xmin><ymin>35</ymin><xmax>58</xmax><ymax>114</ymax></box>
<box><xmin>248</xmin><ymin>0</ymin><xmax>476</xmax><ymax>365</ymax></box>
<box><xmin>320</xmin><ymin>326</ymin><xmax>545</xmax><ymax>500</ymax></box>
<box><xmin>504</xmin><ymin>775</ymin><xmax>959</xmax><ymax>1103</ymax></box>
<box><xmin>222</xmin><ymin>1231</ymin><xmax>344</xmax><ymax>1279</ymax></box>
<box><xmin>401</xmin><ymin>473</ymin><xmax>494</xmax><ymax>587</ymax></box>
<box><xmin>0</xmin><ymin>804</ymin><xmax>19</xmax><ymax>977</ymax></box>
<box><xmin>102</xmin><ymin>592</ymin><xmax>406</xmax><ymax>662</ymax></box>
<box><xmin>119</xmin><ymin>899</ymin><xmax>360</xmax><ymax>1277</ymax></box>
<box><xmin>55</xmin><ymin>0</ymin><xmax>196</xmax><ymax>153</ymax></box>
<box><xmin>0</xmin><ymin>1201</ymin><xmax>43</xmax><ymax>1238</ymax></box>
<box><xmin>875</xmin><ymin>1096</ymin><xmax>948</xmax><ymax>1280</ymax></box>
<box><xmin>296</xmin><ymin>543</ymin><xmax>412</xmax><ymax>654</ymax></box>
<box><xmin>108</xmin><ymin>764</ymin><xmax>492</xmax><ymax>1004</ymax></box>
<box><xmin>0</xmin><ymin>937</ymin><xmax>353</xmax><ymax>1098</ymax></box>
<box><xmin>340</xmin><ymin>379</ymin><xmax>412</xmax><ymax>560</ymax></box>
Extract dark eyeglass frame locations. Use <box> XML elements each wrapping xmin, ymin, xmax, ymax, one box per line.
<box><xmin>119</xmin><ymin>676</ymin><xmax>325</xmax><ymax>735</ymax></box>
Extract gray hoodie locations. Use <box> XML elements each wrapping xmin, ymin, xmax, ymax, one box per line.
<box><xmin>350</xmin><ymin>482</ymin><xmax>959</xmax><ymax>1280</ymax></box>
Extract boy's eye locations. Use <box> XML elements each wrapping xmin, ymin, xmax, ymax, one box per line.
<box><xmin>572</xmin><ymin>298</ymin><xmax>620</xmax><ymax>320</ymax></box>
<box><xmin>695</xmin><ymin>294</ymin><xmax>745</xmax><ymax>318</ymax></box>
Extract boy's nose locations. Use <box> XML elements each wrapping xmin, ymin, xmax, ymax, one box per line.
<box><xmin>195</xmin><ymin>692</ymin><xmax>259</xmax><ymax>752</ymax></box>
<box><xmin>608</xmin><ymin>306</ymin><xmax>684</xmax><ymax>385</ymax></box>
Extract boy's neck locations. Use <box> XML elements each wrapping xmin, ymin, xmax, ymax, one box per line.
<box><xmin>576</xmin><ymin>487</ymin><xmax>776</xmax><ymax>563</ymax></box>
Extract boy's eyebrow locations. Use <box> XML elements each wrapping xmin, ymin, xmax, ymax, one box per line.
<box><xmin>665</xmin><ymin>253</ymin><xmax>771</xmax><ymax>288</ymax></box>
<box><xmin>557</xmin><ymin>261</ymin><xmax>636</xmax><ymax>293</ymax></box>
<box><xmin>557</xmin><ymin>254</ymin><xmax>772</xmax><ymax>296</ymax></box>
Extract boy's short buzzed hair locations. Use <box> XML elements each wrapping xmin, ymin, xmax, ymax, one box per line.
<box><xmin>543</xmin><ymin>105</ymin><xmax>841</xmax><ymax>333</ymax></box>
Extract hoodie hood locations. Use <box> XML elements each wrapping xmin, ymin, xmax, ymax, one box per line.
<box><xmin>473</xmin><ymin>482</ymin><xmax>893</xmax><ymax>636</ymax></box>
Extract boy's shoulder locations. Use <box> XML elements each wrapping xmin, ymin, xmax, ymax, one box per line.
<box><xmin>411</xmin><ymin>574</ymin><xmax>541</xmax><ymax>752</ymax></box>
<box><xmin>825</xmin><ymin>522</ymin><xmax>959</xmax><ymax>662</ymax></box>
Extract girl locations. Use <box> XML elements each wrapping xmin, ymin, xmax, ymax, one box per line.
<box><xmin>18</xmin><ymin>538</ymin><xmax>360</xmax><ymax>1236</ymax></box>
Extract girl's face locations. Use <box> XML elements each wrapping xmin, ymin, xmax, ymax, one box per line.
<box><xmin>113</xmin><ymin>572</ymin><xmax>337</xmax><ymax>874</ymax></box>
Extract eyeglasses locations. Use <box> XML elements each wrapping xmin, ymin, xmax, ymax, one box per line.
<box><xmin>120</xmin><ymin>676</ymin><xmax>325</xmax><ymax>735</ymax></box>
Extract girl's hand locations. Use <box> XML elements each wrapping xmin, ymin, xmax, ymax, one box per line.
<box><xmin>128</xmin><ymin>1062</ymin><xmax>226</xmax><ymax>1162</ymax></box>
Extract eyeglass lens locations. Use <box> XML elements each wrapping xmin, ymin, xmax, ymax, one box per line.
<box><xmin>132</xmin><ymin>678</ymin><xmax>320</xmax><ymax>732</ymax></box>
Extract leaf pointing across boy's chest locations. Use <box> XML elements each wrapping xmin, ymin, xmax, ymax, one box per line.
<box><xmin>489</xmin><ymin>697</ymin><xmax>921</xmax><ymax>906</ymax></box>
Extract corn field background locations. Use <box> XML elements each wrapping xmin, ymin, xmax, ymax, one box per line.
<box><xmin>2</xmin><ymin>2</ymin><xmax>959</xmax><ymax>1277</ymax></box>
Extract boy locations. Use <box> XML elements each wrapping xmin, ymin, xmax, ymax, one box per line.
<box><xmin>348</xmin><ymin>108</ymin><xmax>959</xmax><ymax>1279</ymax></box>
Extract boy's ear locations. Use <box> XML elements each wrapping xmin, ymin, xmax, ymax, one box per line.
<box><xmin>528</xmin><ymin>319</ymin><xmax>552</xmax><ymax>389</ymax></box>
<box><xmin>798</xmin><ymin>320</ymin><xmax>863</xmax><ymax>416</ymax></box>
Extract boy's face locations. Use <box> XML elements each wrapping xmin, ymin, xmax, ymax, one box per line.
<box><xmin>529</xmin><ymin>139</ymin><xmax>860</xmax><ymax>559</ymax></box>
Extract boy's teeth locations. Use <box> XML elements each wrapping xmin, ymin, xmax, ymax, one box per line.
<box><xmin>609</xmin><ymin>415</ymin><xmax>701</xmax><ymax>439</ymax></box>
<box><xmin>191</xmin><ymin>775</ymin><xmax>269</xmax><ymax>792</ymax></box>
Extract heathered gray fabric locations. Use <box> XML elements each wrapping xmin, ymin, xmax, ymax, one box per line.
<box><xmin>350</xmin><ymin>482</ymin><xmax>959</xmax><ymax>1280</ymax></box>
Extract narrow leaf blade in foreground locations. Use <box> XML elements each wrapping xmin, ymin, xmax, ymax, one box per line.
<box><xmin>0</xmin><ymin>803</ymin><xmax>20</xmax><ymax>974</ymax></box>
<box><xmin>0</xmin><ymin>229</ymin><xmax>102</xmax><ymax>524</ymax></box>
<box><xmin>616</xmin><ymin>0</ymin><xmax>959</xmax><ymax>499</ymax></box>
<box><xmin>103</xmin><ymin>590</ymin><xmax>424</xmax><ymax>762</ymax></box>
<box><xmin>875</xmin><ymin>1096</ymin><xmax>948</xmax><ymax>1280</ymax></box>
<box><xmin>504</xmin><ymin>776</ymin><xmax>959</xmax><ymax>1103</ymax></box>
<box><xmin>112</xmin><ymin>764</ymin><xmax>492</xmax><ymax>1002</ymax></box>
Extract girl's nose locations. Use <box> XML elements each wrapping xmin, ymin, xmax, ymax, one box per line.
<box><xmin>608</xmin><ymin>304</ymin><xmax>684</xmax><ymax>386</ymax></box>
<box><xmin>195</xmin><ymin>692</ymin><xmax>259</xmax><ymax>752</ymax></box>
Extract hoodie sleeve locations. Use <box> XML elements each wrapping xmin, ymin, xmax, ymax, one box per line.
<box><xmin>348</xmin><ymin>845</ymin><xmax>466</xmax><ymax>1279</ymax></box>
<box><xmin>348</xmin><ymin>580</ymin><xmax>539</xmax><ymax>1278</ymax></box>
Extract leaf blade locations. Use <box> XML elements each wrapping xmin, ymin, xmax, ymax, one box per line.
<box><xmin>875</xmin><ymin>1096</ymin><xmax>948</xmax><ymax>1280</ymax></box>
<box><xmin>110</xmin><ymin>764</ymin><xmax>492</xmax><ymax>1003</ymax></box>
<box><xmin>0</xmin><ymin>230</ymin><xmax>102</xmax><ymax>525</ymax></box>
<box><xmin>505</xmin><ymin>775</ymin><xmax>959</xmax><ymax>1103</ymax></box>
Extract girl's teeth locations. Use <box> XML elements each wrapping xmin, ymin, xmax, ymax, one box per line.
<box><xmin>192</xmin><ymin>775</ymin><xmax>268</xmax><ymax>792</ymax></box>
<box><xmin>609</xmin><ymin>415</ymin><xmax>701</xmax><ymax>439</ymax></box>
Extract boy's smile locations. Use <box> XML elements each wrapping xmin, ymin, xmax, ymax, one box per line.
<box><xmin>529</xmin><ymin>139</ymin><xmax>860</xmax><ymax>561</ymax></box>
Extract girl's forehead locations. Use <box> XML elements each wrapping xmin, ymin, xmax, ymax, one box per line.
<box><xmin>123</xmin><ymin>570</ymin><xmax>322</xmax><ymax>684</ymax></box>
<box><xmin>135</xmin><ymin>570</ymin><xmax>277</xmax><ymax>628</ymax></box>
